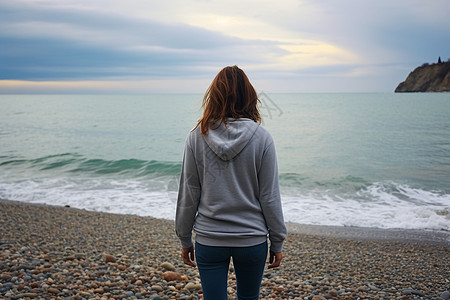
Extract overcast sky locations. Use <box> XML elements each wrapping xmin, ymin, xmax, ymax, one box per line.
<box><xmin>1</xmin><ymin>0</ymin><xmax>449</xmax><ymax>93</ymax></box>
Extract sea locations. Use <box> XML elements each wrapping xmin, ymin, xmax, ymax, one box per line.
<box><xmin>1</xmin><ymin>93</ymin><xmax>449</xmax><ymax>233</ymax></box>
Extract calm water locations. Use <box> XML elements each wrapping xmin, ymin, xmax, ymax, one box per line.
<box><xmin>1</xmin><ymin>93</ymin><xmax>449</xmax><ymax>231</ymax></box>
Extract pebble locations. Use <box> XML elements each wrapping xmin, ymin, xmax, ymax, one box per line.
<box><xmin>442</xmin><ymin>291</ymin><xmax>450</xmax><ymax>300</ymax></box>
<box><xmin>163</xmin><ymin>271</ymin><xmax>186</xmax><ymax>281</ymax></box>
<box><xmin>160</xmin><ymin>261</ymin><xmax>176</xmax><ymax>271</ymax></box>
<box><xmin>15</xmin><ymin>293</ymin><xmax>37</xmax><ymax>298</ymax></box>
<box><xmin>1</xmin><ymin>200</ymin><xmax>449</xmax><ymax>300</ymax></box>
<box><xmin>151</xmin><ymin>284</ymin><xmax>163</xmax><ymax>292</ymax></box>
<box><xmin>47</xmin><ymin>287</ymin><xmax>60</xmax><ymax>294</ymax></box>
<box><xmin>105</xmin><ymin>254</ymin><xmax>116</xmax><ymax>263</ymax></box>
<box><xmin>185</xmin><ymin>282</ymin><xmax>202</xmax><ymax>290</ymax></box>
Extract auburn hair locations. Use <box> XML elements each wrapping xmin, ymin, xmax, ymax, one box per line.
<box><xmin>196</xmin><ymin>65</ymin><xmax>261</xmax><ymax>135</ymax></box>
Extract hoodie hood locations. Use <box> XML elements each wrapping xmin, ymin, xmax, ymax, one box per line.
<box><xmin>203</xmin><ymin>118</ymin><xmax>259</xmax><ymax>161</ymax></box>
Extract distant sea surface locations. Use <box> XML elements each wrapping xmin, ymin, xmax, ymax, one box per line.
<box><xmin>1</xmin><ymin>93</ymin><xmax>449</xmax><ymax>232</ymax></box>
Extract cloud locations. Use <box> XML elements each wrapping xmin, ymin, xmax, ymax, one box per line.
<box><xmin>1</xmin><ymin>0</ymin><xmax>449</xmax><ymax>93</ymax></box>
<box><xmin>0</xmin><ymin>79</ymin><xmax>211</xmax><ymax>94</ymax></box>
<box><xmin>1</xmin><ymin>1</ymin><xmax>280</xmax><ymax>81</ymax></box>
<box><xmin>299</xmin><ymin>0</ymin><xmax>450</xmax><ymax>63</ymax></box>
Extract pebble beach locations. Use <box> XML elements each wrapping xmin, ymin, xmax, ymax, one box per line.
<box><xmin>1</xmin><ymin>200</ymin><xmax>449</xmax><ymax>300</ymax></box>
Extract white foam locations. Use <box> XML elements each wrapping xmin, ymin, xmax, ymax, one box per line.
<box><xmin>1</xmin><ymin>176</ymin><xmax>449</xmax><ymax>231</ymax></box>
<box><xmin>282</xmin><ymin>182</ymin><xmax>450</xmax><ymax>231</ymax></box>
<box><xmin>0</xmin><ymin>176</ymin><xmax>176</xmax><ymax>220</ymax></box>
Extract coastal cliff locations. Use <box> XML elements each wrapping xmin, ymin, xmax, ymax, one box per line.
<box><xmin>395</xmin><ymin>60</ymin><xmax>450</xmax><ymax>92</ymax></box>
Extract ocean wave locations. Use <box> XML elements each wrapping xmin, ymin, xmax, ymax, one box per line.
<box><xmin>0</xmin><ymin>177</ymin><xmax>177</xmax><ymax>220</ymax></box>
<box><xmin>281</xmin><ymin>181</ymin><xmax>450</xmax><ymax>231</ymax></box>
<box><xmin>0</xmin><ymin>153</ymin><xmax>181</xmax><ymax>178</ymax></box>
<box><xmin>1</xmin><ymin>154</ymin><xmax>449</xmax><ymax>231</ymax></box>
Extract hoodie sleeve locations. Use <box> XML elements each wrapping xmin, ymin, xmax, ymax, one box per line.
<box><xmin>258</xmin><ymin>139</ymin><xmax>287</xmax><ymax>252</ymax></box>
<box><xmin>175</xmin><ymin>139</ymin><xmax>201</xmax><ymax>249</ymax></box>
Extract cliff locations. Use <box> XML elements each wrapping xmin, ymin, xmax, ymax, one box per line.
<box><xmin>395</xmin><ymin>61</ymin><xmax>450</xmax><ymax>92</ymax></box>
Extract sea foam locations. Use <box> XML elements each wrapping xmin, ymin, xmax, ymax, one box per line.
<box><xmin>1</xmin><ymin>174</ymin><xmax>448</xmax><ymax>231</ymax></box>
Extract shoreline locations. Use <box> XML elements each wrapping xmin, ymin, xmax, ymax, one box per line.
<box><xmin>3</xmin><ymin>199</ymin><xmax>449</xmax><ymax>245</ymax></box>
<box><xmin>1</xmin><ymin>199</ymin><xmax>449</xmax><ymax>299</ymax></box>
<box><xmin>286</xmin><ymin>222</ymin><xmax>450</xmax><ymax>245</ymax></box>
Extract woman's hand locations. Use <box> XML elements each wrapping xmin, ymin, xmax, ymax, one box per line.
<box><xmin>268</xmin><ymin>251</ymin><xmax>283</xmax><ymax>268</ymax></box>
<box><xmin>181</xmin><ymin>246</ymin><xmax>196</xmax><ymax>267</ymax></box>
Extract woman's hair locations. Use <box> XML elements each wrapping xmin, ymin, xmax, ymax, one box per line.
<box><xmin>196</xmin><ymin>65</ymin><xmax>261</xmax><ymax>135</ymax></box>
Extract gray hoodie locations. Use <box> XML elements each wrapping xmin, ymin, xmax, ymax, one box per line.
<box><xmin>175</xmin><ymin>118</ymin><xmax>287</xmax><ymax>252</ymax></box>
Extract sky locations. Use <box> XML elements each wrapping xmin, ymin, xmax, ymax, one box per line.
<box><xmin>0</xmin><ymin>0</ymin><xmax>449</xmax><ymax>94</ymax></box>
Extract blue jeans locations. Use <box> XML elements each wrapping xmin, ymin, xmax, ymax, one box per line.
<box><xmin>195</xmin><ymin>241</ymin><xmax>268</xmax><ymax>300</ymax></box>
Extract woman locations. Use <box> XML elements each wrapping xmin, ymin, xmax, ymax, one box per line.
<box><xmin>175</xmin><ymin>65</ymin><xmax>287</xmax><ymax>300</ymax></box>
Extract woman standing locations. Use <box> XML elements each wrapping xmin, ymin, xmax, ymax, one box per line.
<box><xmin>175</xmin><ymin>65</ymin><xmax>287</xmax><ymax>300</ymax></box>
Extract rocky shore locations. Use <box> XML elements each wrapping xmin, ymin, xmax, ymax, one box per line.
<box><xmin>1</xmin><ymin>200</ymin><xmax>449</xmax><ymax>299</ymax></box>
